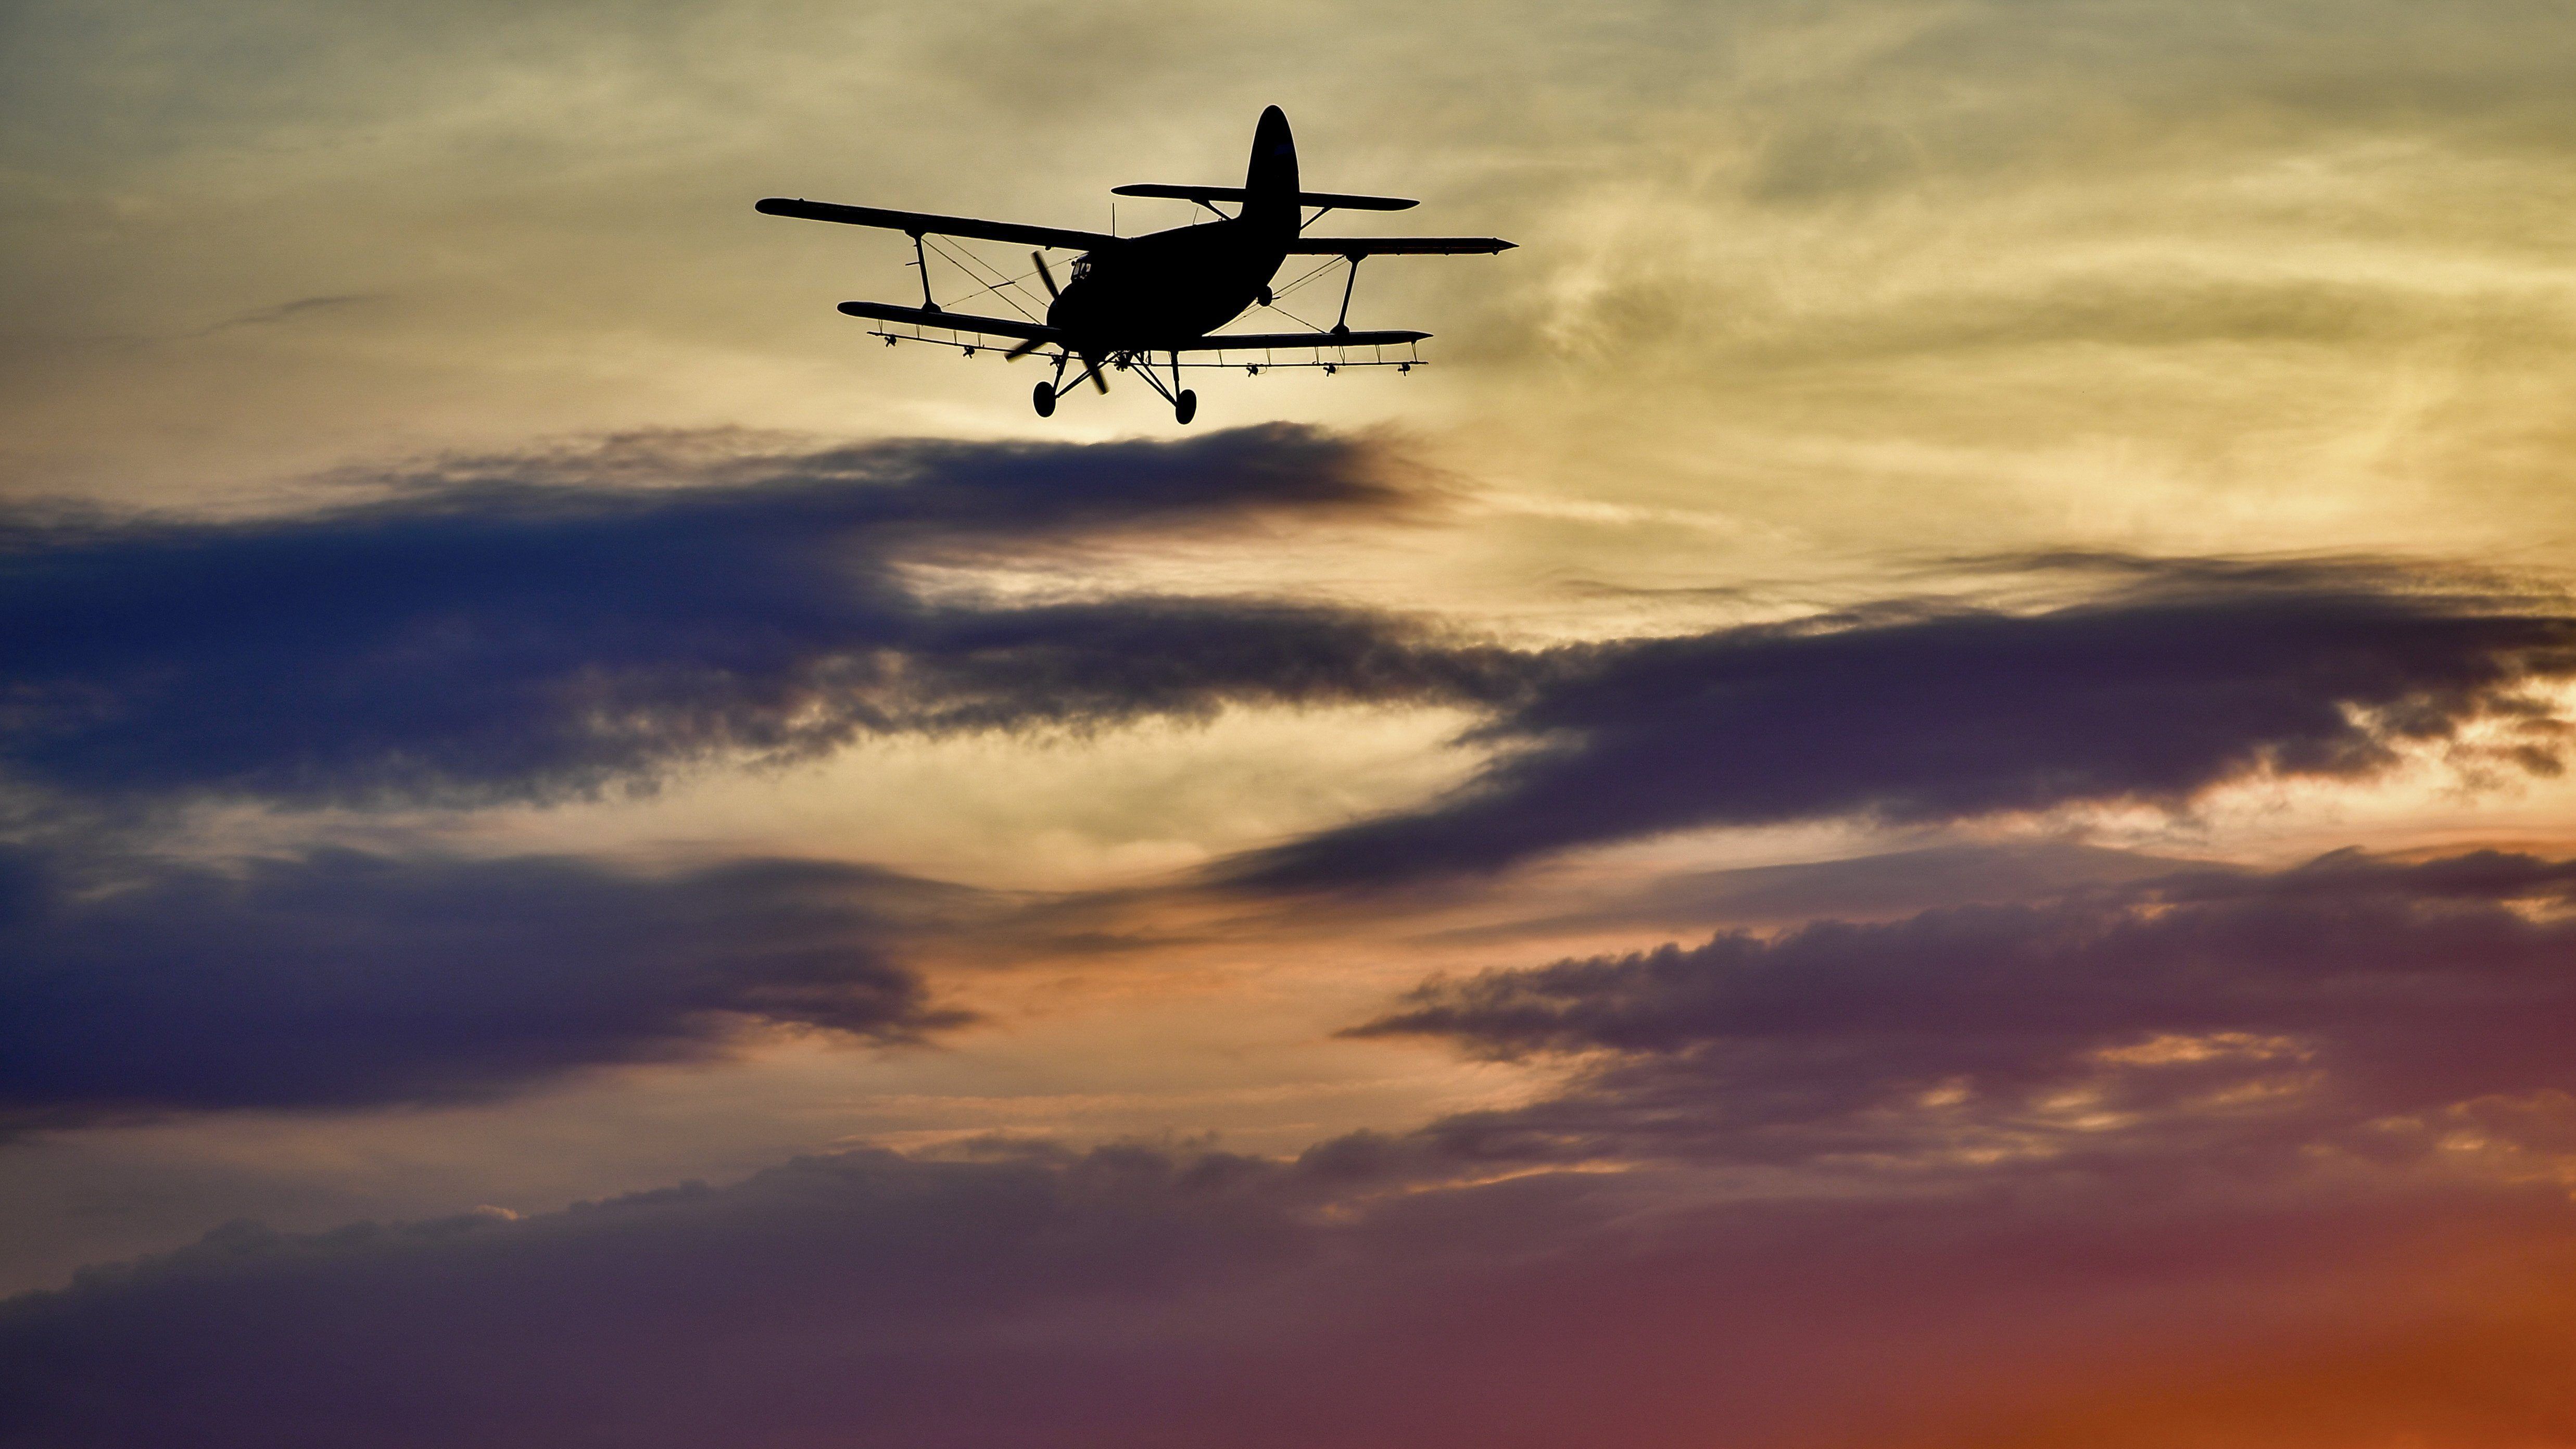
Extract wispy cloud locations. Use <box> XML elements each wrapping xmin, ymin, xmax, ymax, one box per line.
<box><xmin>1230</xmin><ymin>562</ymin><xmax>2576</xmax><ymax>888</ymax></box>
<box><xmin>8</xmin><ymin>1118</ymin><xmax>2575</xmax><ymax>1449</ymax></box>
<box><xmin>0</xmin><ymin>425</ymin><xmax>1485</xmax><ymax>805</ymax></box>
<box><xmin>0</xmin><ymin>844</ymin><xmax>978</xmax><ymax>1127</ymax></box>
<box><xmin>190</xmin><ymin>293</ymin><xmax>384</xmax><ymax>337</ymax></box>
<box><xmin>1362</xmin><ymin>848</ymin><xmax>2576</xmax><ymax>1173</ymax></box>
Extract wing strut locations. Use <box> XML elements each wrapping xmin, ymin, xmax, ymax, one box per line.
<box><xmin>1332</xmin><ymin>254</ymin><xmax>1363</xmax><ymax>336</ymax></box>
<box><xmin>908</xmin><ymin>232</ymin><xmax>940</xmax><ymax>313</ymax></box>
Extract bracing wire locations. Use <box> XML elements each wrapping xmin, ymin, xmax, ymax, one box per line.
<box><xmin>1267</xmin><ymin>256</ymin><xmax>1346</xmax><ymax>304</ymax></box>
<box><xmin>918</xmin><ymin>235</ymin><xmax>1051</xmax><ymax>322</ymax></box>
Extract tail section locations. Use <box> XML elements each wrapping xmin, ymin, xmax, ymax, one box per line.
<box><xmin>1243</xmin><ymin>105</ymin><xmax>1300</xmax><ymax>233</ymax></box>
<box><xmin>1104</xmin><ymin>110</ymin><xmax>1419</xmax><ymax>226</ymax></box>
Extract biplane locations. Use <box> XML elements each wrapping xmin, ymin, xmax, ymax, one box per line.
<box><xmin>755</xmin><ymin>106</ymin><xmax>1511</xmax><ymax>423</ymax></box>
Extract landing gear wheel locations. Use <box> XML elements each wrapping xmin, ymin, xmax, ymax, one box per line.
<box><xmin>1032</xmin><ymin>382</ymin><xmax>1056</xmax><ymax>418</ymax></box>
<box><xmin>1174</xmin><ymin>389</ymin><xmax>1197</xmax><ymax>425</ymax></box>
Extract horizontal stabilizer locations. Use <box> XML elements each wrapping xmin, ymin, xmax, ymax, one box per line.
<box><xmin>1110</xmin><ymin>184</ymin><xmax>1418</xmax><ymax>211</ymax></box>
<box><xmin>1178</xmin><ymin>329</ymin><xmax>1429</xmax><ymax>352</ymax></box>
<box><xmin>837</xmin><ymin>300</ymin><xmax>1062</xmax><ymax>344</ymax></box>
<box><xmin>760</xmin><ymin>198</ymin><xmax>1112</xmax><ymax>253</ymax></box>
<box><xmin>1287</xmin><ymin>236</ymin><xmax>1514</xmax><ymax>255</ymax></box>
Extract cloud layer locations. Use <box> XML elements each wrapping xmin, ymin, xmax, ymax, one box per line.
<box><xmin>7</xmin><ymin>1125</ymin><xmax>2575</xmax><ymax>1449</ymax></box>
<box><xmin>1238</xmin><ymin>566</ymin><xmax>2576</xmax><ymax>887</ymax></box>
<box><xmin>1363</xmin><ymin>848</ymin><xmax>2576</xmax><ymax>1174</ymax></box>
<box><xmin>17</xmin><ymin>423</ymin><xmax>2576</xmax><ymax>1149</ymax></box>
<box><xmin>16</xmin><ymin>431</ymin><xmax>2571</xmax><ymax>888</ymax></box>
<box><xmin>0</xmin><ymin>425</ymin><xmax>1502</xmax><ymax>804</ymax></box>
<box><xmin>0</xmin><ymin>845</ymin><xmax>973</xmax><ymax>1126</ymax></box>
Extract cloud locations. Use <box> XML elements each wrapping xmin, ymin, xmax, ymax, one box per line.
<box><xmin>16</xmin><ymin>423</ymin><xmax>2572</xmax><ymax>881</ymax></box>
<box><xmin>192</xmin><ymin>293</ymin><xmax>384</xmax><ymax>336</ymax></box>
<box><xmin>21</xmin><ymin>509</ymin><xmax>2576</xmax><ymax>1134</ymax></box>
<box><xmin>1359</xmin><ymin>848</ymin><xmax>2576</xmax><ymax>1171</ymax></box>
<box><xmin>0</xmin><ymin>425</ymin><xmax>1501</xmax><ymax>805</ymax></box>
<box><xmin>1459</xmin><ymin>839</ymin><xmax>2207</xmax><ymax>940</ymax></box>
<box><xmin>0</xmin><ymin>843</ymin><xmax>977</xmax><ymax>1126</ymax></box>
<box><xmin>23</xmin><ymin>852</ymin><xmax>2576</xmax><ymax>1446</ymax></box>
<box><xmin>1233</xmin><ymin>564</ymin><xmax>2576</xmax><ymax>888</ymax></box>
<box><xmin>6</xmin><ymin>1131</ymin><xmax>2576</xmax><ymax>1449</ymax></box>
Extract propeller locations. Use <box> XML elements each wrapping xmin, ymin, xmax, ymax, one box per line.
<box><xmin>1007</xmin><ymin>254</ymin><xmax>1064</xmax><ymax>363</ymax></box>
<box><xmin>1014</xmin><ymin>256</ymin><xmax>1101</xmax><ymax>389</ymax></box>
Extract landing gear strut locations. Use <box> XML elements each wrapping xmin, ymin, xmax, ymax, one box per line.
<box><xmin>1031</xmin><ymin>352</ymin><xmax>1082</xmax><ymax>418</ymax></box>
<box><xmin>1117</xmin><ymin>348</ymin><xmax>1201</xmax><ymax>425</ymax></box>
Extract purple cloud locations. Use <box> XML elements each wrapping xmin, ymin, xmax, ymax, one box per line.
<box><xmin>0</xmin><ymin>846</ymin><xmax>974</xmax><ymax>1126</ymax></box>
<box><xmin>1234</xmin><ymin>566</ymin><xmax>2576</xmax><ymax>887</ymax></box>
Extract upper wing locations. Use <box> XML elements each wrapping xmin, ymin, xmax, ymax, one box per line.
<box><xmin>758</xmin><ymin>198</ymin><xmax>1113</xmax><ymax>253</ymax></box>
<box><xmin>837</xmin><ymin>300</ymin><xmax>1062</xmax><ymax>344</ymax></box>
<box><xmin>1110</xmin><ymin>185</ymin><xmax>1418</xmax><ymax>212</ymax></box>
<box><xmin>1285</xmin><ymin>236</ymin><xmax>1514</xmax><ymax>255</ymax></box>
<box><xmin>1177</xmin><ymin>328</ymin><xmax>1429</xmax><ymax>351</ymax></box>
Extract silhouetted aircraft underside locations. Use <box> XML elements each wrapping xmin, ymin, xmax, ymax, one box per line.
<box><xmin>755</xmin><ymin>107</ymin><xmax>1512</xmax><ymax>424</ymax></box>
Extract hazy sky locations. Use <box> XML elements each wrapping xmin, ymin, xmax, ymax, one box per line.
<box><xmin>10</xmin><ymin>3</ymin><xmax>2576</xmax><ymax>1445</ymax></box>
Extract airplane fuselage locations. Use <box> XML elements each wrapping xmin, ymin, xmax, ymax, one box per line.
<box><xmin>1045</xmin><ymin>218</ymin><xmax>1292</xmax><ymax>353</ymax></box>
<box><xmin>1044</xmin><ymin>102</ymin><xmax>1304</xmax><ymax>357</ymax></box>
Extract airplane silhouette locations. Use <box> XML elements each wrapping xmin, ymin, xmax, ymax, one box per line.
<box><xmin>756</xmin><ymin>106</ymin><xmax>1511</xmax><ymax>423</ymax></box>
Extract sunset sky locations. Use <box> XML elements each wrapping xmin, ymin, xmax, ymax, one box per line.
<box><xmin>10</xmin><ymin>2</ymin><xmax>2576</xmax><ymax>1444</ymax></box>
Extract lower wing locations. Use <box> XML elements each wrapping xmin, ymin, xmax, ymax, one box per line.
<box><xmin>834</xmin><ymin>304</ymin><xmax>1424</xmax><ymax>354</ymax></box>
<box><xmin>1176</xmin><ymin>329</ymin><xmax>1429</xmax><ymax>350</ymax></box>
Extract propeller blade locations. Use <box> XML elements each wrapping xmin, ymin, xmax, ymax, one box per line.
<box><xmin>1031</xmin><ymin>251</ymin><xmax>1060</xmax><ymax>299</ymax></box>
<box><xmin>1003</xmin><ymin>337</ymin><xmax>1049</xmax><ymax>361</ymax></box>
<box><xmin>1082</xmin><ymin>351</ymin><xmax>1108</xmax><ymax>393</ymax></box>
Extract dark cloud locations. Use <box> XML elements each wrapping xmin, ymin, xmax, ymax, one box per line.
<box><xmin>1361</xmin><ymin>848</ymin><xmax>2576</xmax><ymax>1169</ymax></box>
<box><xmin>5</xmin><ymin>1131</ymin><xmax>2575</xmax><ymax>1449</ymax></box>
<box><xmin>1425</xmin><ymin>840</ymin><xmax>2206</xmax><ymax>946</ymax></box>
<box><xmin>0</xmin><ymin>425</ymin><xmax>1504</xmax><ymax>804</ymax></box>
<box><xmin>18</xmin><ymin>447</ymin><xmax>2567</xmax><ymax>885</ymax></box>
<box><xmin>1235</xmin><ymin>567</ymin><xmax>2576</xmax><ymax>888</ymax></box>
<box><xmin>0</xmin><ymin>844</ymin><xmax>975</xmax><ymax>1126</ymax></box>
<box><xmin>44</xmin><ymin>862</ymin><xmax>2576</xmax><ymax>1444</ymax></box>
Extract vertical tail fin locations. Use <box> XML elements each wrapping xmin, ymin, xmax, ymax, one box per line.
<box><xmin>1243</xmin><ymin>105</ymin><xmax>1299</xmax><ymax>232</ymax></box>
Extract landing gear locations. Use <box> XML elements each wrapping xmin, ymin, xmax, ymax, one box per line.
<box><xmin>1096</xmin><ymin>348</ymin><xmax>1196</xmax><ymax>425</ymax></box>
<box><xmin>1032</xmin><ymin>381</ymin><xmax>1056</xmax><ymax>418</ymax></box>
